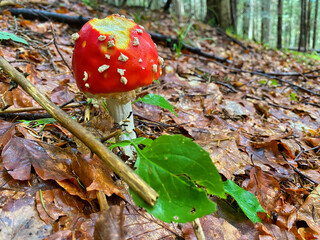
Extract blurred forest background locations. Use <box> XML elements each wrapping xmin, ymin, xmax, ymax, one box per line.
<box><xmin>99</xmin><ymin>0</ymin><xmax>319</xmax><ymax>52</ymax></box>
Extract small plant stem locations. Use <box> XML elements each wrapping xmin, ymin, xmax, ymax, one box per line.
<box><xmin>192</xmin><ymin>218</ymin><xmax>206</xmax><ymax>240</ymax></box>
<box><xmin>0</xmin><ymin>55</ymin><xmax>158</xmax><ymax>206</ymax></box>
<box><xmin>96</xmin><ymin>191</ymin><xmax>109</xmax><ymax>211</ymax></box>
<box><xmin>0</xmin><ymin>102</ymin><xmax>82</xmax><ymax>114</ymax></box>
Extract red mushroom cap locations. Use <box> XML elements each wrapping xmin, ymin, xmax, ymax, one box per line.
<box><xmin>72</xmin><ymin>15</ymin><xmax>162</xmax><ymax>95</ymax></box>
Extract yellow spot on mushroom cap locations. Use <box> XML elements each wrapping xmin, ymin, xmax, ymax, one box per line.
<box><xmin>82</xmin><ymin>41</ymin><xmax>86</xmax><ymax>48</ymax></box>
<box><xmin>90</xmin><ymin>16</ymin><xmax>136</xmax><ymax>50</ymax></box>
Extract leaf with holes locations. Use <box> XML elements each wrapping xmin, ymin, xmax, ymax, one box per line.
<box><xmin>131</xmin><ymin>134</ymin><xmax>225</xmax><ymax>223</ymax></box>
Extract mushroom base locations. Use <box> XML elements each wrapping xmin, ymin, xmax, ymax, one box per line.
<box><xmin>85</xmin><ymin>91</ymin><xmax>137</xmax><ymax>159</ymax></box>
<box><xmin>105</xmin><ymin>98</ymin><xmax>137</xmax><ymax>159</ymax></box>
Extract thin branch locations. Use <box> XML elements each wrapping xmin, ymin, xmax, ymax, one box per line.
<box><xmin>50</xmin><ymin>22</ymin><xmax>72</xmax><ymax>72</ymax></box>
<box><xmin>212</xmin><ymin>60</ymin><xmax>320</xmax><ymax>97</ymax></box>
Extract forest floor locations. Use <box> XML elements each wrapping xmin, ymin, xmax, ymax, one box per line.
<box><xmin>0</xmin><ymin>1</ymin><xmax>320</xmax><ymax>239</ymax></box>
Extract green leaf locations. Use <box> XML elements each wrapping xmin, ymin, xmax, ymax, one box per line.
<box><xmin>131</xmin><ymin>135</ymin><xmax>225</xmax><ymax>223</ymax></box>
<box><xmin>108</xmin><ymin>137</ymin><xmax>152</xmax><ymax>150</ymax></box>
<box><xmin>259</xmin><ymin>80</ymin><xmax>267</xmax><ymax>85</ymax></box>
<box><xmin>290</xmin><ymin>92</ymin><xmax>296</xmax><ymax>101</ymax></box>
<box><xmin>223</xmin><ymin>180</ymin><xmax>266</xmax><ymax>223</ymax></box>
<box><xmin>0</xmin><ymin>31</ymin><xmax>28</xmax><ymax>45</ymax></box>
<box><xmin>271</xmin><ymin>79</ymin><xmax>278</xmax><ymax>86</ymax></box>
<box><xmin>19</xmin><ymin>118</ymin><xmax>56</xmax><ymax>127</ymax></box>
<box><xmin>134</xmin><ymin>93</ymin><xmax>178</xmax><ymax>117</ymax></box>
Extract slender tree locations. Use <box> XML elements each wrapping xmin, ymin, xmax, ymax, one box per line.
<box><xmin>230</xmin><ymin>0</ymin><xmax>237</xmax><ymax>31</ymax></box>
<box><xmin>163</xmin><ymin>0</ymin><xmax>172</xmax><ymax>12</ymax></box>
<box><xmin>261</xmin><ymin>0</ymin><xmax>271</xmax><ymax>44</ymax></box>
<box><xmin>313</xmin><ymin>0</ymin><xmax>319</xmax><ymax>49</ymax></box>
<box><xmin>277</xmin><ymin>0</ymin><xmax>283</xmax><ymax>49</ymax></box>
<box><xmin>299</xmin><ymin>0</ymin><xmax>307</xmax><ymax>51</ymax></box>
<box><xmin>242</xmin><ymin>0</ymin><xmax>251</xmax><ymax>38</ymax></box>
<box><xmin>307</xmin><ymin>0</ymin><xmax>312</xmax><ymax>49</ymax></box>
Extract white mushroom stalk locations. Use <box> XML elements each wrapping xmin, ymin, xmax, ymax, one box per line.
<box><xmin>105</xmin><ymin>97</ymin><xmax>136</xmax><ymax>159</ymax></box>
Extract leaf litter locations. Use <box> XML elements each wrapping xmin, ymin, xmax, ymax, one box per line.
<box><xmin>0</xmin><ymin>1</ymin><xmax>319</xmax><ymax>239</ymax></box>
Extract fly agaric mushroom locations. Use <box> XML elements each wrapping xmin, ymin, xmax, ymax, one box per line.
<box><xmin>72</xmin><ymin>14</ymin><xmax>162</xmax><ymax>158</ymax></box>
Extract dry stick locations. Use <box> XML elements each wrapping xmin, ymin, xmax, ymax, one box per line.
<box><xmin>211</xmin><ymin>61</ymin><xmax>320</xmax><ymax>97</ymax></box>
<box><xmin>50</xmin><ymin>22</ymin><xmax>72</xmax><ymax>72</ymax></box>
<box><xmin>0</xmin><ymin>102</ymin><xmax>82</xmax><ymax>114</ymax></box>
<box><xmin>0</xmin><ymin>55</ymin><xmax>158</xmax><ymax>206</ymax></box>
<box><xmin>192</xmin><ymin>218</ymin><xmax>206</xmax><ymax>240</ymax></box>
<box><xmin>96</xmin><ymin>191</ymin><xmax>109</xmax><ymax>211</ymax></box>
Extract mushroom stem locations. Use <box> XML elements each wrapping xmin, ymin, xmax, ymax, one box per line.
<box><xmin>105</xmin><ymin>98</ymin><xmax>136</xmax><ymax>159</ymax></box>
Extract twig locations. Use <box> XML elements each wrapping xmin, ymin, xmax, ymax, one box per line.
<box><xmin>50</xmin><ymin>22</ymin><xmax>72</xmax><ymax>72</ymax></box>
<box><xmin>192</xmin><ymin>218</ymin><xmax>206</xmax><ymax>240</ymax></box>
<box><xmin>0</xmin><ymin>102</ymin><xmax>83</xmax><ymax>114</ymax></box>
<box><xmin>96</xmin><ymin>191</ymin><xmax>109</xmax><ymax>211</ymax></box>
<box><xmin>254</xmin><ymin>70</ymin><xmax>320</xmax><ymax>78</ymax></box>
<box><xmin>100</xmin><ymin>129</ymin><xmax>122</xmax><ymax>143</ymax></box>
<box><xmin>0</xmin><ymin>55</ymin><xmax>158</xmax><ymax>206</ymax></box>
<box><xmin>281</xmin><ymin>146</ymin><xmax>320</xmax><ymax>185</ymax></box>
<box><xmin>212</xmin><ymin>60</ymin><xmax>320</xmax><ymax>97</ymax></box>
<box><xmin>215</xmin><ymin>27</ymin><xmax>250</xmax><ymax>51</ymax></box>
<box><xmin>245</xmin><ymin>94</ymin><xmax>293</xmax><ymax>110</ymax></box>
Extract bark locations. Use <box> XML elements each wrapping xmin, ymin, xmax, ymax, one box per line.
<box><xmin>277</xmin><ymin>0</ymin><xmax>283</xmax><ymax>49</ymax></box>
<box><xmin>242</xmin><ymin>0</ymin><xmax>250</xmax><ymax>38</ymax></box>
<box><xmin>261</xmin><ymin>0</ymin><xmax>271</xmax><ymax>43</ymax></box>
<box><xmin>230</xmin><ymin>0</ymin><xmax>237</xmax><ymax>31</ymax></box>
<box><xmin>163</xmin><ymin>0</ymin><xmax>172</xmax><ymax>12</ymax></box>
<box><xmin>307</xmin><ymin>0</ymin><xmax>312</xmax><ymax>48</ymax></box>
<box><xmin>207</xmin><ymin>0</ymin><xmax>233</xmax><ymax>29</ymax></box>
<box><xmin>173</xmin><ymin>0</ymin><xmax>184</xmax><ymax>22</ymax></box>
<box><xmin>313</xmin><ymin>0</ymin><xmax>319</xmax><ymax>49</ymax></box>
<box><xmin>299</xmin><ymin>0</ymin><xmax>307</xmax><ymax>51</ymax></box>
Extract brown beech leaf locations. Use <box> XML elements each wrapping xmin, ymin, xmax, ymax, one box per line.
<box><xmin>2</xmin><ymin>136</ymin><xmax>74</xmax><ymax>181</ymax></box>
<box><xmin>296</xmin><ymin>184</ymin><xmax>320</xmax><ymax>235</ymax></box>
<box><xmin>2</xmin><ymin>136</ymin><xmax>122</xmax><ymax>200</ymax></box>
<box><xmin>245</xmin><ymin>166</ymin><xmax>281</xmax><ymax>214</ymax></box>
<box><xmin>181</xmin><ymin>214</ymin><xmax>257</xmax><ymax>240</ymax></box>
<box><xmin>0</xmin><ymin>120</ymin><xmax>16</xmax><ymax>148</ymax></box>
<box><xmin>72</xmin><ymin>154</ymin><xmax>123</xmax><ymax>198</ymax></box>
<box><xmin>50</xmin><ymin>84</ymin><xmax>75</xmax><ymax>105</ymax></box>
<box><xmin>35</xmin><ymin>188</ymin><xmax>86</xmax><ymax>224</ymax></box>
<box><xmin>124</xmin><ymin>202</ymin><xmax>181</xmax><ymax>239</ymax></box>
<box><xmin>256</xmin><ymin>223</ymin><xmax>296</xmax><ymax>240</ymax></box>
<box><xmin>94</xmin><ymin>206</ymin><xmax>124</xmax><ymax>240</ymax></box>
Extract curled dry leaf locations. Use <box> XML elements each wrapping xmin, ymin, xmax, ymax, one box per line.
<box><xmin>94</xmin><ymin>206</ymin><xmax>124</xmax><ymax>240</ymax></box>
<box><xmin>295</xmin><ymin>184</ymin><xmax>320</xmax><ymax>236</ymax></box>
<box><xmin>245</xmin><ymin>166</ymin><xmax>281</xmax><ymax>215</ymax></box>
<box><xmin>72</xmin><ymin>154</ymin><xmax>123</xmax><ymax>198</ymax></box>
<box><xmin>2</xmin><ymin>136</ymin><xmax>123</xmax><ymax>200</ymax></box>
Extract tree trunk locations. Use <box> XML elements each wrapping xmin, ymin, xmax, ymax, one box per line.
<box><xmin>277</xmin><ymin>0</ymin><xmax>283</xmax><ymax>49</ymax></box>
<box><xmin>307</xmin><ymin>0</ymin><xmax>312</xmax><ymax>49</ymax></box>
<box><xmin>173</xmin><ymin>0</ymin><xmax>184</xmax><ymax>22</ymax></box>
<box><xmin>299</xmin><ymin>0</ymin><xmax>307</xmax><ymax>51</ymax></box>
<box><xmin>261</xmin><ymin>0</ymin><xmax>271</xmax><ymax>44</ymax></box>
<box><xmin>163</xmin><ymin>0</ymin><xmax>172</xmax><ymax>12</ymax></box>
<box><xmin>242</xmin><ymin>0</ymin><xmax>250</xmax><ymax>38</ymax></box>
<box><xmin>206</xmin><ymin>0</ymin><xmax>233</xmax><ymax>29</ymax></box>
<box><xmin>230</xmin><ymin>0</ymin><xmax>237</xmax><ymax>31</ymax></box>
<box><xmin>313</xmin><ymin>0</ymin><xmax>319</xmax><ymax>49</ymax></box>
